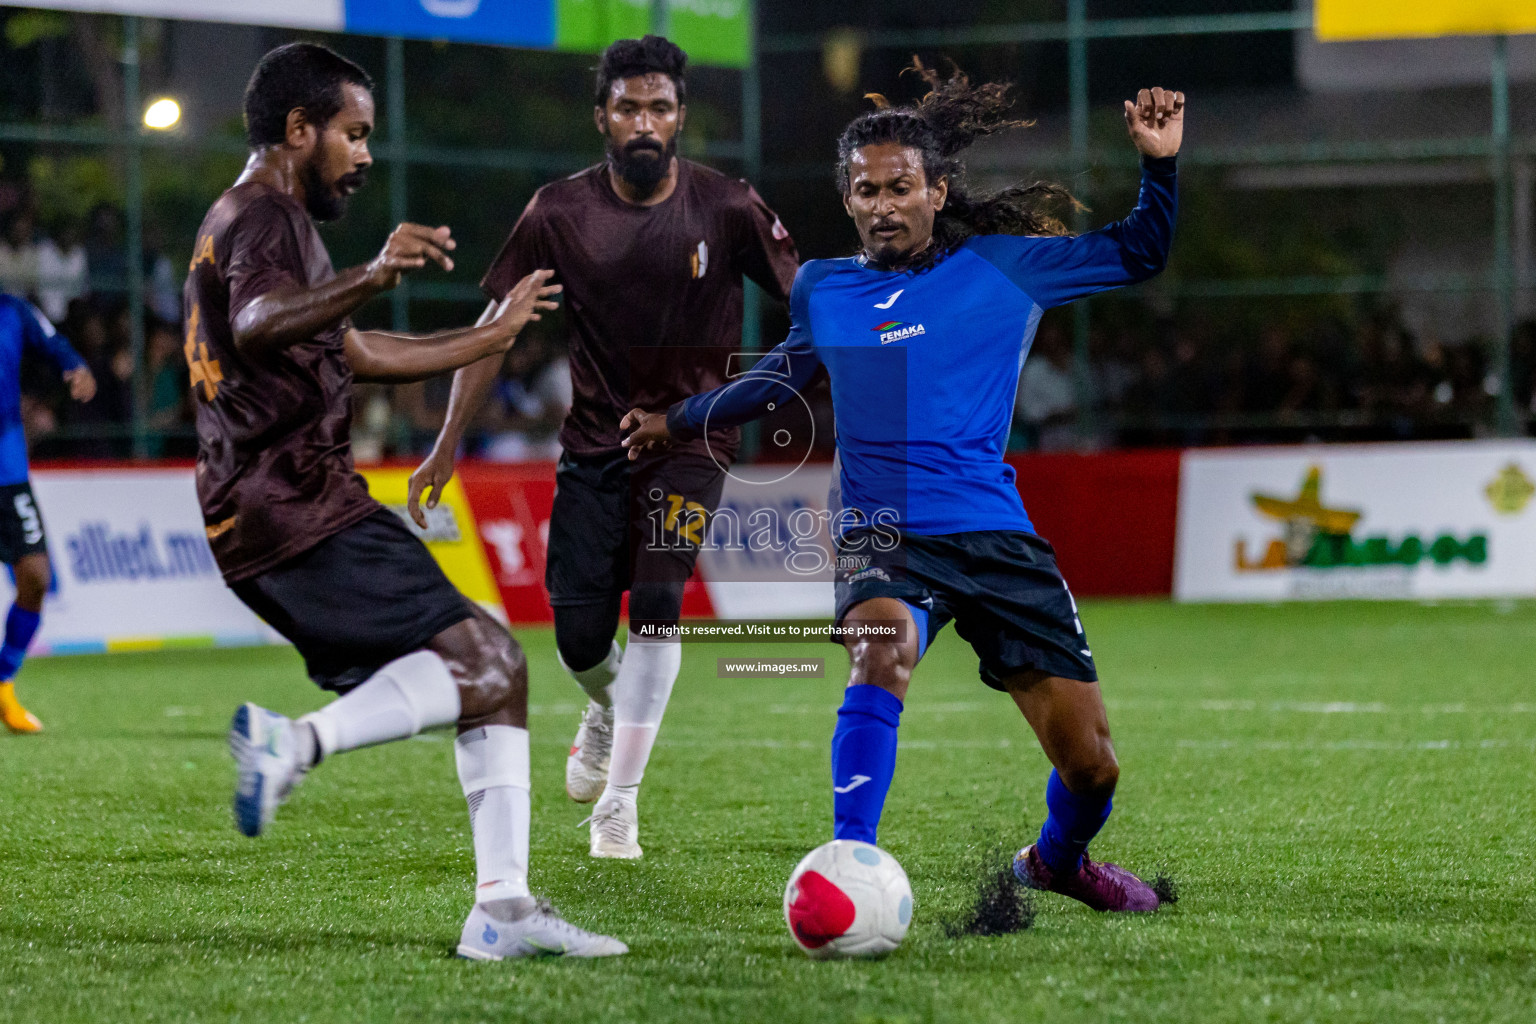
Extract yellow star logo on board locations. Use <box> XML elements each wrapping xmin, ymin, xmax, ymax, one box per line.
<box><xmin>1484</xmin><ymin>462</ymin><xmax>1534</xmax><ymax>515</ymax></box>
<box><xmin>1250</xmin><ymin>465</ymin><xmax>1362</xmax><ymax>536</ymax></box>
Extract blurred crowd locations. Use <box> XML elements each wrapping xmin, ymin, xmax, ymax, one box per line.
<box><xmin>1013</xmin><ymin>314</ymin><xmax>1536</xmax><ymax>451</ymax></box>
<box><xmin>1</xmin><ymin>202</ymin><xmax>189</xmax><ymax>459</ymax></box>
<box><xmin>0</xmin><ymin>198</ymin><xmax>573</xmax><ymax>464</ymax></box>
<box><xmin>3</xmin><ymin>199</ymin><xmax>1532</xmax><ymax>463</ymax></box>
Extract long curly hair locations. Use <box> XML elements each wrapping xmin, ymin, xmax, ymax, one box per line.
<box><xmin>837</xmin><ymin>60</ymin><xmax>1080</xmax><ymax>261</ymax></box>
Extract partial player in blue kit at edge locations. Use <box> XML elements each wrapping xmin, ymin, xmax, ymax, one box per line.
<box><xmin>622</xmin><ymin>66</ymin><xmax>1184</xmax><ymax>913</ymax></box>
<box><xmin>0</xmin><ymin>293</ymin><xmax>95</xmax><ymax>734</ymax></box>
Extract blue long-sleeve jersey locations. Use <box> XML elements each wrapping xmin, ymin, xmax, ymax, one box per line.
<box><xmin>668</xmin><ymin>156</ymin><xmax>1177</xmax><ymax>537</ymax></box>
<box><xmin>0</xmin><ymin>294</ymin><xmax>86</xmax><ymax>486</ymax></box>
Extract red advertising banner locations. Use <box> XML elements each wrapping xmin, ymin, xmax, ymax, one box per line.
<box><xmin>1005</xmin><ymin>449</ymin><xmax>1182</xmax><ymax>596</ymax></box>
<box><xmin>456</xmin><ymin>462</ymin><xmax>716</xmax><ymax>624</ymax></box>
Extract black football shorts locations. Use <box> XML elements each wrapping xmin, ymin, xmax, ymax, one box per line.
<box><xmin>833</xmin><ymin>528</ymin><xmax>1098</xmax><ymax>688</ymax></box>
<box><xmin>0</xmin><ymin>481</ymin><xmax>49</xmax><ymax>564</ymax></box>
<box><xmin>231</xmin><ymin>507</ymin><xmax>474</xmax><ymax>692</ymax></box>
<box><xmin>544</xmin><ymin>448</ymin><xmax>726</xmax><ymax>606</ymax></box>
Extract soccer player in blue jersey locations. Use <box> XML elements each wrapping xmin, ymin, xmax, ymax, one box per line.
<box><xmin>621</xmin><ymin>68</ymin><xmax>1183</xmax><ymax>913</ymax></box>
<box><xmin>0</xmin><ymin>294</ymin><xmax>95</xmax><ymax>734</ymax></box>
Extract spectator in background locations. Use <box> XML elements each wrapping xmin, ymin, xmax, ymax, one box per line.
<box><xmin>1015</xmin><ymin>321</ymin><xmax>1078</xmax><ymax>450</ymax></box>
<box><xmin>1448</xmin><ymin>340</ymin><xmax>1490</xmax><ymax>430</ymax></box>
<box><xmin>1418</xmin><ymin>335</ymin><xmax>1456</xmax><ymax>423</ymax></box>
<box><xmin>0</xmin><ymin>209</ymin><xmax>40</xmax><ymax>301</ymax></box>
<box><xmin>143</xmin><ymin>223</ymin><xmax>181</xmax><ymax>324</ymax></box>
<box><xmin>1513</xmin><ymin>319</ymin><xmax>1536</xmax><ymax>421</ymax></box>
<box><xmin>349</xmin><ymin>384</ymin><xmax>393</xmax><ymax>465</ymax></box>
<box><xmin>1123</xmin><ymin>341</ymin><xmax>1172</xmax><ymax>428</ymax></box>
<box><xmin>1242</xmin><ymin>325</ymin><xmax>1291</xmax><ymax>414</ymax></box>
<box><xmin>393</xmin><ymin>376</ymin><xmax>454</xmax><ymax>454</ymax></box>
<box><xmin>1089</xmin><ymin>326</ymin><xmax>1139</xmax><ymax>412</ymax></box>
<box><xmin>60</xmin><ymin>305</ymin><xmax>128</xmax><ymax>457</ymax></box>
<box><xmin>36</xmin><ymin>218</ymin><xmax>87</xmax><ymax>324</ymax></box>
<box><xmin>145</xmin><ymin>319</ymin><xmax>190</xmax><ymax>456</ymax></box>
<box><xmin>19</xmin><ymin>393</ymin><xmax>58</xmax><ymax>456</ymax></box>
<box><xmin>84</xmin><ymin>203</ymin><xmax>126</xmax><ymax>300</ymax></box>
<box><xmin>1276</xmin><ymin>349</ymin><xmax>1332</xmax><ymax>423</ymax></box>
<box><xmin>1165</xmin><ymin>330</ymin><xmax>1212</xmax><ymax>420</ymax></box>
<box><xmin>481</xmin><ymin>334</ymin><xmax>571</xmax><ymax>462</ymax></box>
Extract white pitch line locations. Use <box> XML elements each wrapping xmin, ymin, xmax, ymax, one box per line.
<box><xmin>1175</xmin><ymin>738</ymin><xmax>1529</xmax><ymax>752</ymax></box>
<box><xmin>527</xmin><ymin>703</ymin><xmax>581</xmax><ymax>717</ymax></box>
<box><xmin>656</xmin><ymin>737</ymin><xmax>1014</xmax><ymax>751</ymax></box>
<box><xmin>1106</xmin><ymin>699</ymin><xmax>1536</xmax><ymax>716</ymax></box>
<box><xmin>768</xmin><ymin>699</ymin><xmax>1536</xmax><ymax>716</ymax></box>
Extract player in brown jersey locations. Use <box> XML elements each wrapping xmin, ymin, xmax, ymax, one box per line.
<box><xmin>191</xmin><ymin>43</ymin><xmax>624</xmax><ymax>959</ymax></box>
<box><xmin>408</xmin><ymin>36</ymin><xmax>800</xmax><ymax>860</ymax></box>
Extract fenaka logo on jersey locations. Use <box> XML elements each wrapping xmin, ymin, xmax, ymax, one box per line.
<box><xmin>872</xmin><ymin>320</ymin><xmax>925</xmax><ymax>345</ymax></box>
<box><xmin>1233</xmin><ymin>465</ymin><xmax>1487</xmax><ymax>573</ymax></box>
<box><xmin>691</xmin><ymin>240</ymin><xmax>709</xmax><ymax>280</ymax></box>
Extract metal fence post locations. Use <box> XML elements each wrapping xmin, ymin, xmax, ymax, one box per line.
<box><xmin>743</xmin><ymin>6</ymin><xmax>763</xmax><ymax>356</ymax></box>
<box><xmin>1491</xmin><ymin>34</ymin><xmax>1517</xmax><ymax>436</ymax></box>
<box><xmin>651</xmin><ymin>0</ymin><xmax>669</xmax><ymax>37</ymax></box>
<box><xmin>387</xmin><ymin>36</ymin><xmax>409</xmax><ymax>332</ymax></box>
<box><xmin>1068</xmin><ymin>0</ymin><xmax>1093</xmax><ymax>445</ymax></box>
<box><xmin>123</xmin><ymin>15</ymin><xmax>148</xmax><ymax>458</ymax></box>
<box><xmin>740</xmin><ymin>2</ymin><xmax>763</xmax><ymax>460</ymax></box>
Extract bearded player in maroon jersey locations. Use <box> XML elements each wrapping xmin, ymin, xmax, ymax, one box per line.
<box><xmin>408</xmin><ymin>36</ymin><xmax>799</xmax><ymax>860</ymax></box>
<box><xmin>189</xmin><ymin>43</ymin><xmax>624</xmax><ymax>958</ymax></box>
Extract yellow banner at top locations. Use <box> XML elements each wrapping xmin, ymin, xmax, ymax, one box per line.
<box><xmin>1317</xmin><ymin>0</ymin><xmax>1536</xmax><ymax>40</ymax></box>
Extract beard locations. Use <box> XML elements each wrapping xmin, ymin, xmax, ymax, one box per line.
<box><xmin>608</xmin><ymin>134</ymin><xmax>676</xmax><ymax>198</ymax></box>
<box><xmin>302</xmin><ymin>160</ymin><xmax>366</xmax><ymax>223</ymax></box>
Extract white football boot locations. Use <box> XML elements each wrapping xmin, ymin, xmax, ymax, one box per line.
<box><xmin>228</xmin><ymin>702</ymin><xmax>309</xmax><ymax>837</ymax></box>
<box><xmin>456</xmin><ymin>897</ymin><xmax>628</xmax><ymax>959</ymax></box>
<box><xmin>585</xmin><ymin>794</ymin><xmax>642</xmax><ymax>859</ymax></box>
<box><xmin>564</xmin><ymin>701</ymin><xmax>613</xmax><ymax>803</ymax></box>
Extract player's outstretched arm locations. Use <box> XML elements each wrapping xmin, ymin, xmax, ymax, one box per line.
<box><xmin>407</xmin><ymin>303</ymin><xmax>508</xmax><ymax>527</ymax></box>
<box><xmin>347</xmin><ymin>268</ymin><xmax>560</xmax><ymax>385</ymax></box>
<box><xmin>967</xmin><ymin>88</ymin><xmax>1184</xmax><ymax>308</ymax></box>
<box><xmin>232</xmin><ymin>222</ymin><xmax>457</xmax><ymax>359</ymax></box>
<box><xmin>1123</xmin><ymin>87</ymin><xmax>1183</xmax><ymax>159</ymax></box>
<box><xmin>621</xmin><ymin>327</ymin><xmax>824</xmax><ymax>462</ymax></box>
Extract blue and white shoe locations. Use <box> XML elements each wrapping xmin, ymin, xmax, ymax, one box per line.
<box><xmin>457</xmin><ymin>897</ymin><xmax>628</xmax><ymax>960</ymax></box>
<box><xmin>228</xmin><ymin>703</ymin><xmax>308</xmax><ymax>838</ymax></box>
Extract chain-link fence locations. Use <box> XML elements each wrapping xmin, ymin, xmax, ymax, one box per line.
<box><xmin>756</xmin><ymin>0</ymin><xmax>1535</xmax><ymax>452</ymax></box>
<box><xmin>0</xmin><ymin>2</ymin><xmax>1530</xmax><ymax>461</ymax></box>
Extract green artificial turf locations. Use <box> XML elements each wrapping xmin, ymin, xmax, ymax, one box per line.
<box><xmin>2</xmin><ymin>600</ymin><xmax>1534</xmax><ymax>1023</ymax></box>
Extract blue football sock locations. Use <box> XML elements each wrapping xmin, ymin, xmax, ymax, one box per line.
<box><xmin>830</xmin><ymin>684</ymin><xmax>903</xmax><ymax>845</ymax></box>
<box><xmin>0</xmin><ymin>604</ymin><xmax>40</xmax><ymax>681</ymax></box>
<box><xmin>1035</xmin><ymin>768</ymin><xmax>1113</xmax><ymax>874</ymax></box>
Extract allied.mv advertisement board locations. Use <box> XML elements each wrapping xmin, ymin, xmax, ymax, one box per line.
<box><xmin>9</xmin><ymin>469</ymin><xmax>277</xmax><ymax>654</ymax></box>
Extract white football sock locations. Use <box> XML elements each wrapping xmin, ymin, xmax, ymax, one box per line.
<box><xmin>558</xmin><ymin>639</ymin><xmax>622</xmax><ymax>709</ymax></box>
<box><xmin>301</xmin><ymin>650</ymin><xmax>461</xmax><ymax>759</ymax></box>
<box><xmin>601</xmin><ymin>633</ymin><xmax>681</xmax><ymax>801</ymax></box>
<box><xmin>455</xmin><ymin>724</ymin><xmax>532</xmax><ymax>902</ymax></box>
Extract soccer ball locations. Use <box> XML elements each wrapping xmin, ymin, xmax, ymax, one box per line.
<box><xmin>783</xmin><ymin>840</ymin><xmax>913</xmax><ymax>959</ymax></box>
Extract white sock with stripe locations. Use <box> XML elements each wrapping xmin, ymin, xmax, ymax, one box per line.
<box><xmin>600</xmin><ymin>634</ymin><xmax>681</xmax><ymax>808</ymax></box>
<box><xmin>455</xmin><ymin>724</ymin><xmax>532</xmax><ymax>902</ymax></box>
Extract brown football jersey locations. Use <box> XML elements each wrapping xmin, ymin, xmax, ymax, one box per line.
<box><xmin>480</xmin><ymin>159</ymin><xmax>799</xmax><ymax>461</ymax></box>
<box><xmin>183</xmin><ymin>181</ymin><xmax>378</xmax><ymax>582</ymax></box>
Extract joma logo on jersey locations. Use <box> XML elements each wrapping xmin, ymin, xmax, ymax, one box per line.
<box><xmin>872</xmin><ymin>321</ymin><xmax>926</xmax><ymax>345</ymax></box>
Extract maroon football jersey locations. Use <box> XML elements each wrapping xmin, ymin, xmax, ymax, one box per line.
<box><xmin>183</xmin><ymin>181</ymin><xmax>378</xmax><ymax>582</ymax></box>
<box><xmin>480</xmin><ymin>159</ymin><xmax>799</xmax><ymax>460</ymax></box>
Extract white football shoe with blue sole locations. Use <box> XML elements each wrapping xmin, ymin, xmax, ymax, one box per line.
<box><xmin>228</xmin><ymin>702</ymin><xmax>308</xmax><ymax>837</ymax></box>
<box><xmin>457</xmin><ymin>897</ymin><xmax>628</xmax><ymax>960</ymax></box>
